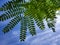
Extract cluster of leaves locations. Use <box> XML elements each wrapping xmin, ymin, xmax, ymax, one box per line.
<box><xmin>24</xmin><ymin>0</ymin><xmax>59</xmax><ymax>31</ymax></box>
<box><xmin>0</xmin><ymin>0</ymin><xmax>60</xmax><ymax>41</ymax></box>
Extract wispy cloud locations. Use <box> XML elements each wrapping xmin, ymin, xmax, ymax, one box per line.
<box><xmin>27</xmin><ymin>18</ymin><xmax>60</xmax><ymax>45</ymax></box>
<box><xmin>51</xmin><ymin>43</ymin><xmax>57</xmax><ymax>45</ymax></box>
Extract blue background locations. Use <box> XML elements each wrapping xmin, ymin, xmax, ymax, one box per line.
<box><xmin>0</xmin><ymin>0</ymin><xmax>60</xmax><ymax>45</ymax></box>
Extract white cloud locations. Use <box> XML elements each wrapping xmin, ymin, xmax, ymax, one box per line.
<box><xmin>12</xmin><ymin>31</ymin><xmax>19</xmax><ymax>37</ymax></box>
<box><xmin>25</xmin><ymin>27</ymin><xmax>60</xmax><ymax>45</ymax></box>
<box><xmin>30</xmin><ymin>38</ymin><xmax>43</xmax><ymax>45</ymax></box>
<box><xmin>28</xmin><ymin>26</ymin><xmax>60</xmax><ymax>45</ymax></box>
<box><xmin>26</xmin><ymin>30</ymin><xmax>51</xmax><ymax>41</ymax></box>
<box><xmin>26</xmin><ymin>24</ymin><xmax>60</xmax><ymax>41</ymax></box>
<box><xmin>27</xmin><ymin>31</ymin><xmax>59</xmax><ymax>45</ymax></box>
<box><xmin>51</xmin><ymin>43</ymin><xmax>57</xmax><ymax>45</ymax></box>
<box><xmin>56</xmin><ymin>15</ymin><xmax>60</xmax><ymax>24</ymax></box>
<box><xmin>47</xmin><ymin>35</ymin><xmax>60</xmax><ymax>42</ymax></box>
<box><xmin>25</xmin><ymin>30</ymin><xmax>52</xmax><ymax>45</ymax></box>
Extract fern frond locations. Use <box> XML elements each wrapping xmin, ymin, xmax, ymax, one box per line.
<box><xmin>27</xmin><ymin>16</ymin><xmax>36</xmax><ymax>36</ymax></box>
<box><xmin>2</xmin><ymin>15</ymin><xmax>21</xmax><ymax>33</ymax></box>
<box><xmin>0</xmin><ymin>7</ymin><xmax>23</xmax><ymax>21</ymax></box>
<box><xmin>0</xmin><ymin>0</ymin><xmax>25</xmax><ymax>11</ymax></box>
<box><xmin>36</xmin><ymin>20</ymin><xmax>45</xmax><ymax>30</ymax></box>
<box><xmin>20</xmin><ymin>17</ymin><xmax>27</xmax><ymax>41</ymax></box>
<box><xmin>33</xmin><ymin>15</ymin><xmax>45</xmax><ymax>30</ymax></box>
<box><xmin>52</xmin><ymin>27</ymin><xmax>55</xmax><ymax>32</ymax></box>
<box><xmin>47</xmin><ymin>19</ymin><xmax>56</xmax><ymax>32</ymax></box>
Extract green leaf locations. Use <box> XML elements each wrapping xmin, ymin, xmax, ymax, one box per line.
<box><xmin>20</xmin><ymin>17</ymin><xmax>27</xmax><ymax>41</ymax></box>
<box><xmin>2</xmin><ymin>15</ymin><xmax>21</xmax><ymax>33</ymax></box>
<box><xmin>27</xmin><ymin>16</ymin><xmax>36</xmax><ymax>36</ymax></box>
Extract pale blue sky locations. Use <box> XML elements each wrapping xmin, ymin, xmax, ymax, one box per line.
<box><xmin>0</xmin><ymin>0</ymin><xmax>60</xmax><ymax>45</ymax></box>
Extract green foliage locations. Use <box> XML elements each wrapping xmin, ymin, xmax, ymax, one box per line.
<box><xmin>2</xmin><ymin>15</ymin><xmax>21</xmax><ymax>33</ymax></box>
<box><xmin>0</xmin><ymin>0</ymin><xmax>60</xmax><ymax>41</ymax></box>
<box><xmin>27</xmin><ymin>16</ymin><xmax>36</xmax><ymax>36</ymax></box>
<box><xmin>0</xmin><ymin>7</ymin><xmax>23</xmax><ymax>21</ymax></box>
<box><xmin>20</xmin><ymin>17</ymin><xmax>27</xmax><ymax>41</ymax></box>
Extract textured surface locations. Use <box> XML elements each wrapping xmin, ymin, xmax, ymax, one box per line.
<box><xmin>0</xmin><ymin>0</ymin><xmax>60</xmax><ymax>45</ymax></box>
